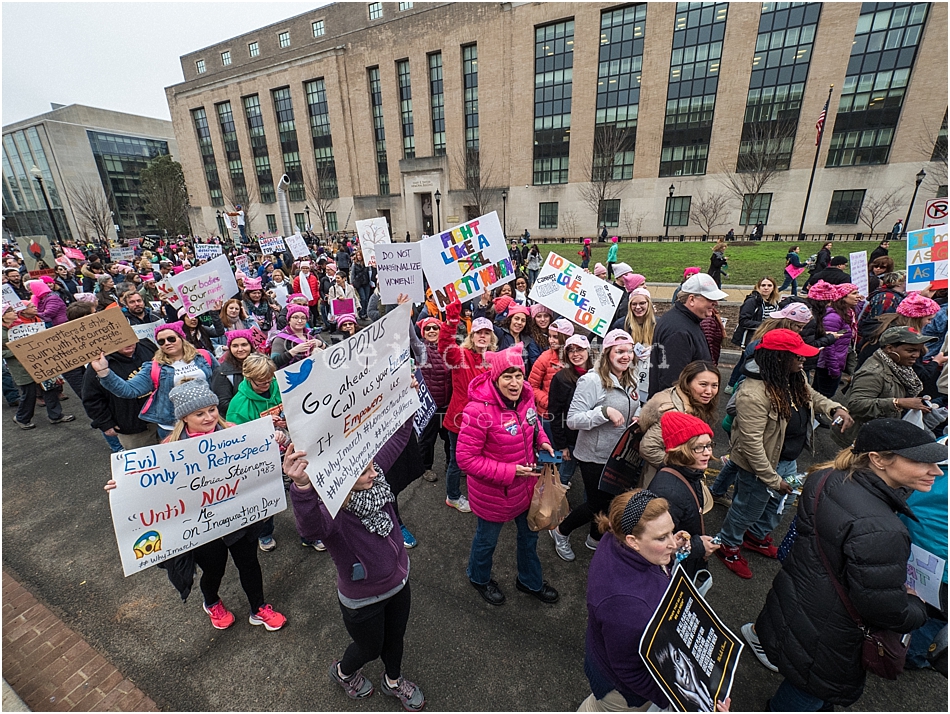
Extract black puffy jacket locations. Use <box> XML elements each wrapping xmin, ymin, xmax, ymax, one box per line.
<box><xmin>756</xmin><ymin>467</ymin><xmax>928</xmax><ymax>706</ymax></box>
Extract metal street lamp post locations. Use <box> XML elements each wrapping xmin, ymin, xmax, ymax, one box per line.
<box><xmin>29</xmin><ymin>165</ymin><xmax>64</xmax><ymax>248</ymax></box>
<box><xmin>501</xmin><ymin>189</ymin><xmax>508</xmax><ymax>239</ymax></box>
<box><xmin>434</xmin><ymin>189</ymin><xmax>442</xmax><ymax>233</ymax></box>
<box><xmin>304</xmin><ymin>205</ymin><xmax>311</xmax><ymax>232</ymax></box>
<box><xmin>664</xmin><ymin>184</ymin><xmax>674</xmax><ymax>240</ymax></box>
<box><xmin>902</xmin><ymin>169</ymin><xmax>926</xmax><ymax>237</ymax></box>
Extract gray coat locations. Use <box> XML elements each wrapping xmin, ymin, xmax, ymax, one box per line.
<box><xmin>566</xmin><ymin>370</ymin><xmax>637</xmax><ymax>463</ymax></box>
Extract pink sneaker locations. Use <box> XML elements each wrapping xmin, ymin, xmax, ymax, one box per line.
<box><xmin>202</xmin><ymin>600</ymin><xmax>235</xmax><ymax>629</ymax></box>
<box><xmin>249</xmin><ymin>604</ymin><xmax>287</xmax><ymax>631</ymax></box>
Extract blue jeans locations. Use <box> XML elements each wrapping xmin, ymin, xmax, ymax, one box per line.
<box><xmin>445</xmin><ymin>430</ymin><xmax>463</xmax><ymax>501</ymax></box>
<box><xmin>710</xmin><ymin>458</ymin><xmax>739</xmax><ymax>497</ymax></box>
<box><xmin>103</xmin><ymin>433</ymin><xmax>123</xmax><ymax>453</ymax></box>
<box><xmin>769</xmin><ymin>679</ymin><xmax>829</xmax><ymax>711</ymax></box>
<box><xmin>467</xmin><ymin>511</ymin><xmax>543</xmax><ymax>591</ymax></box>
<box><xmin>908</xmin><ymin>617</ymin><xmax>945</xmax><ymax>669</ymax></box>
<box><xmin>558</xmin><ymin>447</ymin><xmax>577</xmax><ymax>485</ymax></box>
<box><xmin>3</xmin><ymin>364</ymin><xmax>19</xmax><ymax>405</ymax></box>
<box><xmin>717</xmin><ymin>463</ymin><xmax>793</xmax><ymax>547</ymax></box>
<box><xmin>357</xmin><ymin>285</ymin><xmax>372</xmax><ymax>315</ymax></box>
<box><xmin>778</xmin><ymin>273</ymin><xmax>799</xmax><ymax>296</ymax></box>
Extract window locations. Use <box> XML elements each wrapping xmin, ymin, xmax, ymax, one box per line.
<box><xmin>659</xmin><ymin>143</ymin><xmax>708</xmax><ymax>176</ymax></box>
<box><xmin>664</xmin><ymin>195</ymin><xmax>691</xmax><ymax>227</ymax></box>
<box><xmin>429</xmin><ymin>53</ymin><xmax>446</xmax><ymax>156</ymax></box>
<box><xmin>191</xmin><ymin>108</ymin><xmax>223</xmax><ymax>206</ymax></box>
<box><xmin>278</xmin><ymin>31</ymin><xmax>291</xmax><ymax>48</ymax></box>
<box><xmin>399</xmin><ymin>2</ymin><xmax>414</xmax><ymax>10</ymax></box>
<box><xmin>305</xmin><ymin>78</ymin><xmax>338</xmax><ymax>198</ymax></box>
<box><xmin>932</xmin><ymin>110</ymin><xmax>947</xmax><ymax>163</ymax></box>
<box><xmin>266</xmin><ymin>214</ymin><xmax>278</xmax><ymax>233</ymax></box>
<box><xmin>539</xmin><ymin>202</ymin><xmax>559</xmax><ymax>229</ymax></box>
<box><xmin>249</xmin><ymin>41</ymin><xmax>259</xmax><ymax>57</ymax></box>
<box><xmin>294</xmin><ymin>213</ymin><xmax>306</xmax><ymax>231</ymax></box>
<box><xmin>216</xmin><ymin>215</ymin><xmax>228</xmax><ymax>236</ymax></box>
<box><xmin>326</xmin><ymin>211</ymin><xmax>339</xmax><ymax>232</ymax></box>
<box><xmin>195</xmin><ymin>59</ymin><xmax>206</xmax><ymax>74</ymax></box>
<box><xmin>533</xmin><ymin>21</ymin><xmax>575</xmax><ymax>185</ymax></box>
<box><xmin>827</xmin><ymin>190</ymin><xmax>865</xmax><ymax>224</ymax></box>
<box><xmin>740</xmin><ymin>193</ymin><xmax>772</xmax><ymax>225</ymax></box>
<box><xmin>463</xmin><ymin>45</ymin><xmax>479</xmax><ymax>149</ymax></box>
<box><xmin>243</xmin><ymin>95</ymin><xmax>275</xmax><ymax>203</ymax></box>
<box><xmin>271</xmin><ymin>87</ymin><xmax>304</xmax><ymax>201</ymax></box>
<box><xmin>221</xmin><ymin>51</ymin><xmax>231</xmax><ymax>66</ymax></box>
<box><xmin>599</xmin><ymin>199</ymin><xmax>620</xmax><ymax>228</ymax></box>
<box><xmin>397</xmin><ymin>60</ymin><xmax>415</xmax><ymax>158</ymax></box>
<box><xmin>368</xmin><ymin>67</ymin><xmax>390</xmax><ymax>195</ymax></box>
<box><xmin>312</xmin><ymin>20</ymin><xmax>325</xmax><ymax>37</ymax></box>
<box><xmin>827</xmin><ymin>2</ymin><xmax>929</xmax><ymax>167</ymax></box>
<box><xmin>216</xmin><ymin>101</ymin><xmax>248</xmax><ymax>205</ymax></box>
<box><xmin>369</xmin><ymin>3</ymin><xmax>383</xmax><ymax>21</ymax></box>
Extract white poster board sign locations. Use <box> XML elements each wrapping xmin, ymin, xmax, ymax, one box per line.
<box><xmin>2</xmin><ymin>283</ymin><xmax>26</xmax><ymax>312</ymax></box>
<box><xmin>356</xmin><ymin>217</ymin><xmax>392</xmax><ymax>267</ymax></box>
<box><xmin>278</xmin><ymin>303</ymin><xmax>420</xmax><ymax>517</ymax></box>
<box><xmin>132</xmin><ymin>320</ymin><xmax>164</xmax><ymax>341</ymax></box>
<box><xmin>156</xmin><ymin>278</ymin><xmax>183</xmax><ymax>310</ymax></box>
<box><xmin>108</xmin><ymin>417</ymin><xmax>285</xmax><ymax>576</ymax></box>
<box><xmin>194</xmin><ymin>243</ymin><xmax>223</xmax><ymax>260</ymax></box>
<box><xmin>907</xmin><ymin>226</ymin><xmax>949</xmax><ymax>291</ymax></box>
<box><xmin>259</xmin><ymin>236</ymin><xmax>286</xmax><ymax>256</ymax></box>
<box><xmin>234</xmin><ymin>254</ymin><xmax>251</xmax><ymax>275</ymax></box>
<box><xmin>285</xmin><ymin>232</ymin><xmax>311</xmax><ymax>260</ymax></box>
<box><xmin>376</xmin><ymin>243</ymin><xmax>425</xmax><ymax>304</ymax></box>
<box><xmin>166</xmin><ymin>254</ymin><xmax>239</xmax><ymax>317</ymax></box>
<box><xmin>419</xmin><ymin>211</ymin><xmax>514</xmax><ymax>311</ymax></box>
<box><xmin>111</xmin><ymin>247</ymin><xmax>135</xmax><ymax>263</ymax></box>
<box><xmin>906</xmin><ymin>543</ymin><xmax>946</xmax><ymax>609</ymax></box>
<box><xmin>7</xmin><ymin>322</ymin><xmax>46</xmax><ymax>341</ymax></box>
<box><xmin>529</xmin><ymin>253</ymin><xmax>623</xmax><ymax>337</ymax></box>
<box><xmin>849</xmin><ymin>250</ymin><xmax>869</xmax><ymax>299</ymax></box>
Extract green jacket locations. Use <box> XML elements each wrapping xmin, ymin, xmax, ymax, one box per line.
<box><xmin>835</xmin><ymin>348</ymin><xmax>906</xmax><ymax>446</ymax></box>
<box><xmin>2</xmin><ymin>326</ymin><xmax>33</xmax><ymax>386</ymax></box>
<box><xmin>607</xmin><ymin>243</ymin><xmax>619</xmax><ymax>262</ymax></box>
<box><xmin>225</xmin><ymin>377</ymin><xmax>281</xmax><ymax>425</ymax></box>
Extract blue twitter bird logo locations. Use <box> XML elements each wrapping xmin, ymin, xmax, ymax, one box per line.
<box><xmin>282</xmin><ymin>359</ymin><xmax>313</xmax><ymax>393</ymax></box>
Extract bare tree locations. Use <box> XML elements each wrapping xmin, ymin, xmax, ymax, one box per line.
<box><xmin>622</xmin><ymin>209</ymin><xmax>646</xmax><ymax>238</ymax></box>
<box><xmin>579</xmin><ymin>125</ymin><xmax>632</xmax><ymax>231</ymax></box>
<box><xmin>302</xmin><ymin>161</ymin><xmax>338</xmax><ymax>238</ymax></box>
<box><xmin>452</xmin><ymin>146</ymin><xmax>499</xmax><ymax>219</ymax></box>
<box><xmin>561</xmin><ymin>210</ymin><xmax>578</xmax><ymax>240</ymax></box>
<box><xmin>66</xmin><ymin>177</ymin><xmax>114</xmax><ymax>243</ymax></box>
<box><xmin>717</xmin><ymin>117</ymin><xmax>798</xmax><ymax>234</ymax></box>
<box><xmin>858</xmin><ymin>188</ymin><xmax>906</xmax><ymax>234</ymax></box>
<box><xmin>689</xmin><ymin>191</ymin><xmax>732</xmax><ymax>236</ymax></box>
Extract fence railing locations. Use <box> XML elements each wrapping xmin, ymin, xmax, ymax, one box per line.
<box><xmin>509</xmin><ymin>232</ymin><xmax>896</xmax><ymax>244</ymax></box>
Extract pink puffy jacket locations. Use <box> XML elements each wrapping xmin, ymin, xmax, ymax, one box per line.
<box><xmin>455</xmin><ymin>371</ymin><xmax>551</xmax><ymax>523</ymax></box>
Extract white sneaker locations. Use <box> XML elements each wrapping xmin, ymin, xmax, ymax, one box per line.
<box><xmin>741</xmin><ymin>623</ymin><xmax>778</xmax><ymax>672</ymax></box>
<box><xmin>446</xmin><ymin>494</ymin><xmax>472</xmax><ymax>513</ymax></box>
<box><xmin>585</xmin><ymin>535</ymin><xmax>599</xmax><ymax>551</ymax></box>
<box><xmin>549</xmin><ymin>528</ymin><xmax>575</xmax><ymax>561</ymax></box>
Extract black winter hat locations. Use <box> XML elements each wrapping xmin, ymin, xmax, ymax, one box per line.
<box><xmin>853</xmin><ymin>418</ymin><xmax>947</xmax><ymax>464</ymax></box>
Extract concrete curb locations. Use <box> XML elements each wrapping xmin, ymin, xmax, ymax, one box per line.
<box><xmin>3</xmin><ymin>680</ymin><xmax>30</xmax><ymax>712</ymax></box>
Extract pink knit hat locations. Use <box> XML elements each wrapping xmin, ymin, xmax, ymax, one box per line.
<box><xmin>243</xmin><ymin>277</ymin><xmax>263</xmax><ymax>291</ymax></box>
<box><xmin>530</xmin><ymin>303</ymin><xmax>553</xmax><ymax>318</ymax></box>
<box><xmin>683</xmin><ymin>267</ymin><xmax>701</xmax><ymax>279</ymax></box>
<box><xmin>602</xmin><ymin>328</ymin><xmax>634</xmax><ymax>350</ymax></box>
<box><xmin>286</xmin><ymin>304</ymin><xmax>309</xmax><ymax>320</ymax></box>
<box><xmin>621</xmin><ymin>273</ymin><xmax>646</xmax><ymax>292</ymax></box>
<box><xmin>486</xmin><ymin>345</ymin><xmax>525</xmax><ymax>381</ymax></box>
<box><xmin>226</xmin><ymin>328</ymin><xmax>256</xmax><ymax>346</ymax></box>
<box><xmin>896</xmin><ymin>291</ymin><xmax>940</xmax><ymax>318</ymax></box>
<box><xmin>611</xmin><ymin>236</ymin><xmax>618</xmax><ymax>243</ymax></box>
<box><xmin>830</xmin><ymin>283</ymin><xmax>859</xmax><ymax>301</ymax></box>
<box><xmin>336</xmin><ymin>313</ymin><xmax>358</xmax><ymax>328</ymax></box>
<box><xmin>584</xmin><ymin>238</ymin><xmax>592</xmax><ymax>245</ymax></box>
<box><xmin>172</xmin><ymin>266</ymin><xmax>184</xmax><ymax>275</ymax></box>
<box><xmin>235</xmin><ymin>270</ymin><xmax>248</xmax><ymax>282</ymax></box>
<box><xmin>155</xmin><ymin>321</ymin><xmax>187</xmax><ymax>342</ymax></box>
<box><xmin>506</xmin><ymin>304</ymin><xmax>531</xmax><ymax>317</ymax></box>
<box><xmin>593</xmin><ymin>263</ymin><xmax>607</xmax><ymax>278</ymax></box>
<box><xmin>806</xmin><ymin>280</ymin><xmax>837</xmax><ymax>301</ymax></box>
<box><xmin>493</xmin><ymin>295</ymin><xmax>514</xmax><ymax>315</ymax></box>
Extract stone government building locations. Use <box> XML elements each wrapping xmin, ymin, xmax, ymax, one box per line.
<box><xmin>165</xmin><ymin>1</ymin><xmax>948</xmax><ymax>241</ymax></box>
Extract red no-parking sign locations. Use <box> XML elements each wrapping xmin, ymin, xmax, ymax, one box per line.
<box><xmin>924</xmin><ymin>198</ymin><xmax>948</xmax><ymax>228</ymax></box>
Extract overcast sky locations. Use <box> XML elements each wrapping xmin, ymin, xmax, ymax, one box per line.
<box><xmin>3</xmin><ymin>2</ymin><xmax>328</xmax><ymax>126</ymax></box>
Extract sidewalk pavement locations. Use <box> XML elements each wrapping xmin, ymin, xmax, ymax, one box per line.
<box><xmin>2</xmin><ymin>570</ymin><xmax>158</xmax><ymax>712</ymax></box>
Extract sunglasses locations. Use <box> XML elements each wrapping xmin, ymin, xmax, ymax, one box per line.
<box><xmin>156</xmin><ymin>335</ymin><xmax>179</xmax><ymax>346</ymax></box>
<box><xmin>424</xmin><ymin>325</ymin><xmax>440</xmax><ymax>332</ymax></box>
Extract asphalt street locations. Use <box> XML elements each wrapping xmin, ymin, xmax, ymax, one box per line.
<box><xmin>1</xmin><ymin>377</ymin><xmax>945</xmax><ymax>712</ymax></box>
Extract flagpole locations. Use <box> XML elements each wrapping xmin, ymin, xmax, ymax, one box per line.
<box><xmin>798</xmin><ymin>85</ymin><xmax>834</xmax><ymax>240</ymax></box>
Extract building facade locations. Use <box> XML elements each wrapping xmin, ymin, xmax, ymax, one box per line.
<box><xmin>166</xmin><ymin>1</ymin><xmax>948</xmax><ymax>241</ymax></box>
<box><xmin>2</xmin><ymin>104</ymin><xmax>179</xmax><ymax>244</ymax></box>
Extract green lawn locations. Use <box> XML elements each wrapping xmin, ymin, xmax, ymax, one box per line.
<box><xmin>537</xmin><ymin>240</ymin><xmax>905</xmax><ymax>285</ymax></box>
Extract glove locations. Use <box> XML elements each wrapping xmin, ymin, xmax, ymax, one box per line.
<box><xmin>445</xmin><ymin>299</ymin><xmax>462</xmax><ymax>324</ymax></box>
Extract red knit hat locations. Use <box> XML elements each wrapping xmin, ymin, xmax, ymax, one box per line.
<box><xmin>660</xmin><ymin>411</ymin><xmax>714</xmax><ymax>451</ymax></box>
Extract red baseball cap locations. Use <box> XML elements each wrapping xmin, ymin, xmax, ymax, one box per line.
<box><xmin>755</xmin><ymin>328</ymin><xmax>819</xmax><ymax>357</ymax></box>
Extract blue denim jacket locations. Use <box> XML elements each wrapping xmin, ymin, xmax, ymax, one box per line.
<box><xmin>98</xmin><ymin>353</ymin><xmax>217</xmax><ymax>426</ymax></box>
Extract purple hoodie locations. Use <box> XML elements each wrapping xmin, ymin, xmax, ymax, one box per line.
<box><xmin>816</xmin><ymin>306</ymin><xmax>851</xmax><ymax>377</ymax></box>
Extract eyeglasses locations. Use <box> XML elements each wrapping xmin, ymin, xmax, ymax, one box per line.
<box><xmin>156</xmin><ymin>335</ymin><xmax>179</xmax><ymax>345</ymax></box>
<box><xmin>691</xmin><ymin>443</ymin><xmax>714</xmax><ymax>454</ymax></box>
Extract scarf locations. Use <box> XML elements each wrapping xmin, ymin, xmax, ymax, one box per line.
<box><xmin>343</xmin><ymin>465</ymin><xmax>395</xmax><ymax>536</ymax></box>
<box><xmin>299</xmin><ymin>272</ymin><xmax>314</xmax><ymax>301</ymax></box>
<box><xmin>879</xmin><ymin>349</ymin><xmax>923</xmax><ymax>397</ymax></box>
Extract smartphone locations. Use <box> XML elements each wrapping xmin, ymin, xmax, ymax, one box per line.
<box><xmin>537</xmin><ymin>450</ymin><xmax>563</xmax><ymax>465</ymax></box>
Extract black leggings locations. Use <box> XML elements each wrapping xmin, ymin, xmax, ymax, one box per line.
<box><xmin>192</xmin><ymin>532</ymin><xmax>265</xmax><ymax>614</ymax></box>
<box><xmin>417</xmin><ymin>408</ymin><xmax>450</xmax><ymax>471</ymax></box>
<box><xmin>339</xmin><ymin>581</ymin><xmax>412</xmax><ymax>680</ymax></box>
<box><xmin>557</xmin><ymin>459</ymin><xmax>613</xmax><ymax>541</ymax></box>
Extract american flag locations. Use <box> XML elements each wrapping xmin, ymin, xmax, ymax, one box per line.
<box><xmin>815</xmin><ymin>97</ymin><xmax>829</xmax><ymax>145</ymax></box>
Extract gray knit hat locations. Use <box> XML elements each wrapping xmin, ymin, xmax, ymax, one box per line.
<box><xmin>168</xmin><ymin>378</ymin><xmax>218</xmax><ymax>421</ymax></box>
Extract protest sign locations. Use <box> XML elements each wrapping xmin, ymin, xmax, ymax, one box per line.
<box><xmin>167</xmin><ymin>254</ymin><xmax>239</xmax><ymax>317</ymax></box>
<box><xmin>906</xmin><ymin>226</ymin><xmax>949</xmax><ymax>290</ymax></box>
<box><xmin>110</xmin><ymin>247</ymin><xmax>135</xmax><ymax>263</ymax></box>
<box><xmin>140</xmin><ymin>235</ymin><xmax>159</xmax><ymax>252</ymax></box>
<box><xmin>413</xmin><ymin>368</ymin><xmax>437</xmax><ymax>436</ymax></box>
<box><xmin>331</xmin><ymin>298</ymin><xmax>355</xmax><ymax>317</ymax></box>
<box><xmin>223</xmin><ymin>212</ymin><xmax>242</xmax><ymax>243</ymax></box>
<box><xmin>7</xmin><ymin>322</ymin><xmax>46</xmax><ymax>341</ymax></box>
<box><xmin>63</xmin><ymin>247</ymin><xmax>86</xmax><ymax>260</ymax></box>
<box><xmin>15</xmin><ymin>235</ymin><xmax>56</xmax><ymax>272</ymax></box>
<box><xmin>132</xmin><ymin>320</ymin><xmax>164</xmax><ymax>342</ymax></box>
<box><xmin>849</xmin><ymin>250</ymin><xmax>869</xmax><ymax>300</ymax></box>
<box><xmin>259</xmin><ymin>235</ymin><xmax>286</xmax><ymax>255</ymax></box>
<box><xmin>907</xmin><ymin>543</ymin><xmax>946</xmax><ymax>609</ymax></box>
<box><xmin>194</xmin><ymin>243</ymin><xmax>223</xmax><ymax>260</ymax></box>
<box><xmin>278</xmin><ymin>303</ymin><xmax>420</xmax><ymax>517</ymax></box>
<box><xmin>640</xmin><ymin>567</ymin><xmax>743</xmax><ymax>712</ymax></box>
<box><xmin>356</xmin><ymin>217</ymin><xmax>392</xmax><ymax>267</ymax></box>
<box><xmin>156</xmin><ymin>278</ymin><xmax>183</xmax><ymax>310</ymax></box>
<box><xmin>285</xmin><ymin>232</ymin><xmax>311</xmax><ymax>260</ymax></box>
<box><xmin>420</xmin><ymin>212</ymin><xmax>514</xmax><ymax>310</ymax></box>
<box><xmin>376</xmin><ymin>243</ymin><xmax>424</xmax><ymax>304</ymax></box>
<box><xmin>529</xmin><ymin>253</ymin><xmax>623</xmax><ymax>337</ymax></box>
<box><xmin>55</xmin><ymin>254</ymin><xmax>76</xmax><ymax>270</ymax></box>
<box><xmin>128</xmin><ymin>237</ymin><xmax>141</xmax><ymax>252</ymax></box>
<box><xmin>108</xmin><ymin>417</ymin><xmax>285</xmax><ymax>577</ymax></box>
<box><xmin>5</xmin><ymin>309</ymin><xmax>138</xmax><ymax>382</ymax></box>
<box><xmin>234</xmin><ymin>254</ymin><xmax>251</xmax><ymax>275</ymax></box>
<box><xmin>2</xmin><ymin>284</ymin><xmax>26</xmax><ymax>312</ymax></box>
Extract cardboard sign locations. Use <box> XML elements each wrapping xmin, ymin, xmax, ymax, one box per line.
<box><xmin>194</xmin><ymin>243</ymin><xmax>223</xmax><ymax>260</ymax></box>
<box><xmin>907</xmin><ymin>543</ymin><xmax>946</xmax><ymax>609</ymax></box>
<box><xmin>907</xmin><ymin>226</ymin><xmax>949</xmax><ymax>291</ymax></box>
<box><xmin>15</xmin><ymin>235</ymin><xmax>56</xmax><ymax>272</ymax></box>
<box><xmin>356</xmin><ymin>217</ymin><xmax>392</xmax><ymax>267</ymax></box>
<box><xmin>376</xmin><ymin>243</ymin><xmax>425</xmax><ymax>304</ymax></box>
<box><xmin>529</xmin><ymin>253</ymin><xmax>623</xmax><ymax>337</ymax></box>
<box><xmin>131</xmin><ymin>320</ymin><xmax>164</xmax><ymax>342</ymax></box>
<box><xmin>5</xmin><ymin>309</ymin><xmax>138</xmax><ymax>382</ymax></box>
<box><xmin>110</xmin><ymin>247</ymin><xmax>135</xmax><ymax>263</ymax></box>
<box><xmin>166</xmin><ymin>254</ymin><xmax>239</xmax><ymax>317</ymax></box>
<box><xmin>331</xmin><ymin>298</ymin><xmax>355</xmax><ymax>317</ymax></box>
<box><xmin>849</xmin><ymin>250</ymin><xmax>869</xmax><ymax>300</ymax></box>
<box><xmin>259</xmin><ymin>236</ymin><xmax>286</xmax><ymax>256</ymax></box>
<box><xmin>278</xmin><ymin>303</ymin><xmax>420</xmax><ymax>517</ymax></box>
<box><xmin>2</xmin><ymin>283</ymin><xmax>26</xmax><ymax>312</ymax></box>
<box><xmin>63</xmin><ymin>247</ymin><xmax>86</xmax><ymax>260</ymax></box>
<box><xmin>285</xmin><ymin>232</ymin><xmax>311</xmax><ymax>260</ymax></box>
<box><xmin>108</xmin><ymin>417</ymin><xmax>285</xmax><ymax>577</ymax></box>
<box><xmin>413</xmin><ymin>368</ymin><xmax>437</xmax><ymax>436</ymax></box>
<box><xmin>156</xmin><ymin>278</ymin><xmax>183</xmax><ymax>309</ymax></box>
<box><xmin>640</xmin><ymin>567</ymin><xmax>743</xmax><ymax>712</ymax></box>
<box><xmin>7</xmin><ymin>322</ymin><xmax>46</xmax><ymax>341</ymax></box>
<box><xmin>420</xmin><ymin>212</ymin><xmax>514</xmax><ymax>311</ymax></box>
